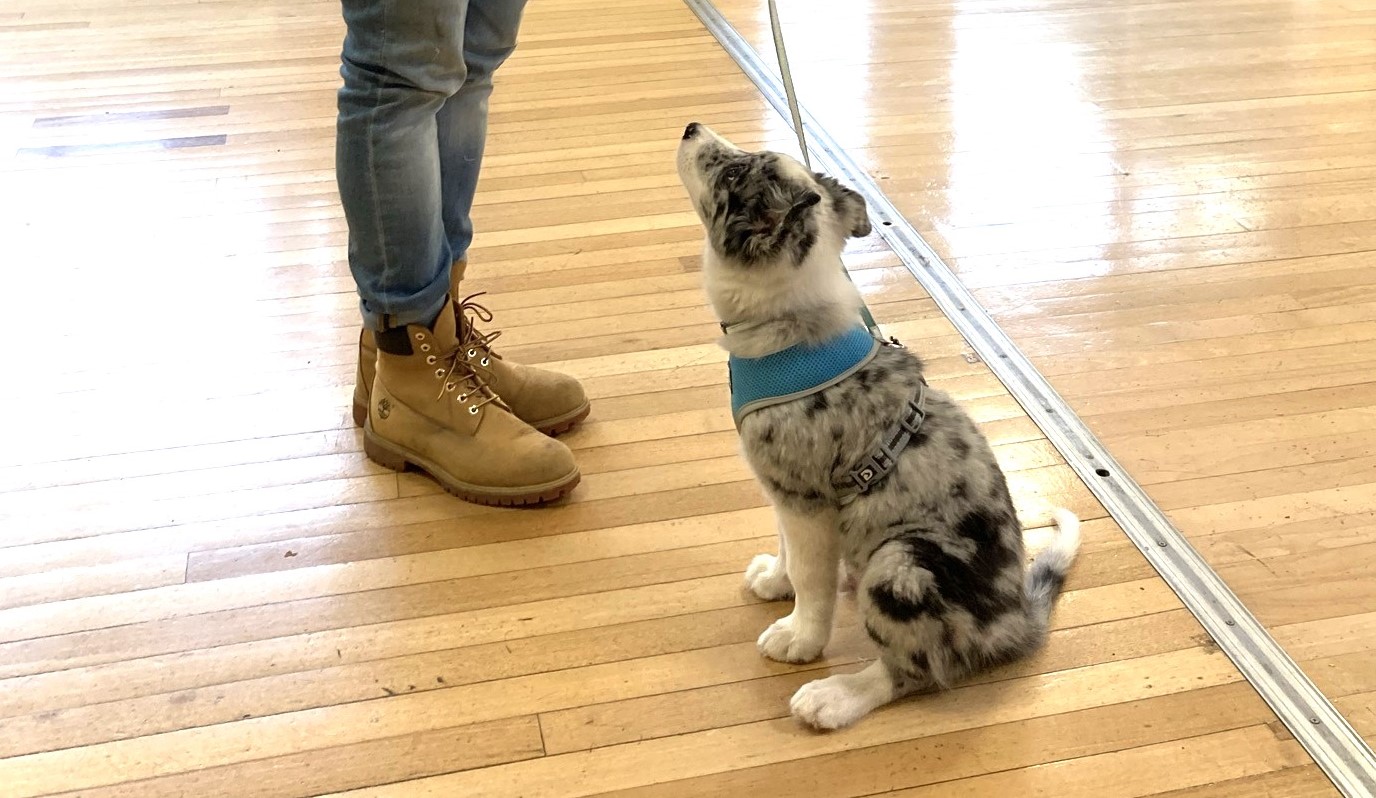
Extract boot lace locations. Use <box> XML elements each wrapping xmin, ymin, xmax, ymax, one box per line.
<box><xmin>431</xmin><ymin>293</ymin><xmax>506</xmax><ymax>414</ymax></box>
<box><xmin>455</xmin><ymin>292</ymin><xmax>503</xmax><ymax>356</ymax></box>
<box><xmin>432</xmin><ymin>344</ymin><xmax>499</xmax><ymax>417</ymax></box>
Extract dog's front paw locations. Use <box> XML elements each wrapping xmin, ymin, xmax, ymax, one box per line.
<box><xmin>745</xmin><ymin>553</ymin><xmax>793</xmax><ymax>600</ymax></box>
<box><xmin>790</xmin><ymin>674</ymin><xmax>873</xmax><ymax>730</ymax></box>
<box><xmin>757</xmin><ymin>614</ymin><xmax>826</xmax><ymax>663</ymax></box>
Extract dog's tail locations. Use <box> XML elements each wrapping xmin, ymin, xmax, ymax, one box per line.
<box><xmin>1024</xmin><ymin>508</ymin><xmax>1081</xmax><ymax>638</ymax></box>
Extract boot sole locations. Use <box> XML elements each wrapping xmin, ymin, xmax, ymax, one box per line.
<box><xmin>533</xmin><ymin>401</ymin><xmax>591</xmax><ymax>437</ymax></box>
<box><xmin>362</xmin><ymin>420</ymin><xmax>580</xmax><ymax>507</ymax></box>
<box><xmin>353</xmin><ymin>395</ymin><xmax>590</xmax><ymax>438</ymax></box>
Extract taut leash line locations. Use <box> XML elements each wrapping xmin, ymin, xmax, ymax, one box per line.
<box><xmin>767</xmin><ymin>0</ymin><xmax>886</xmax><ymax>340</ymax></box>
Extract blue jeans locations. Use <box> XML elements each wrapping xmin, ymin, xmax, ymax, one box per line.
<box><xmin>336</xmin><ymin>0</ymin><xmax>527</xmax><ymax>331</ymax></box>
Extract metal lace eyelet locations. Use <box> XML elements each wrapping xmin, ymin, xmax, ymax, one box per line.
<box><xmin>426</xmin><ymin>356</ymin><xmax>437</xmax><ymax>364</ymax></box>
<box><xmin>457</xmin><ymin>394</ymin><xmax>468</xmax><ymax>402</ymax></box>
<box><xmin>420</xmin><ymin>343</ymin><xmax>431</xmax><ymax>352</ymax></box>
<box><xmin>467</xmin><ymin>349</ymin><xmax>477</xmax><ymax>358</ymax></box>
<box><xmin>479</xmin><ymin>357</ymin><xmax>490</xmax><ymax>367</ymax></box>
<box><xmin>414</xmin><ymin>333</ymin><xmax>424</xmax><ymax>340</ymax></box>
<box><xmin>434</xmin><ymin>368</ymin><xmax>445</xmax><ymax>378</ymax></box>
<box><xmin>445</xmin><ymin>382</ymin><xmax>456</xmax><ymax>392</ymax></box>
<box><xmin>468</xmin><ymin>405</ymin><xmax>480</xmax><ymax>415</ymax></box>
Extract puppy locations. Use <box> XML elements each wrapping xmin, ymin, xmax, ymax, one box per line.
<box><xmin>675</xmin><ymin>122</ymin><xmax>1081</xmax><ymax>730</ymax></box>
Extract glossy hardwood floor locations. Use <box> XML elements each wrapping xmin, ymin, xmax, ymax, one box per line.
<box><xmin>0</xmin><ymin>0</ymin><xmax>1353</xmax><ymax>795</ymax></box>
<box><xmin>716</xmin><ymin>0</ymin><xmax>1376</xmax><ymax>751</ymax></box>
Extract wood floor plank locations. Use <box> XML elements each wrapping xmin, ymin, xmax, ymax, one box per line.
<box><xmin>0</xmin><ymin>481</ymin><xmax>772</xmax><ymax>582</ymax></box>
<box><xmin>0</xmin><ymin>554</ymin><xmax>186</xmax><ymax>611</ymax></box>
<box><xmin>592</xmin><ymin>685</ymin><xmax>1304</xmax><ymax>798</ymax></box>
<box><xmin>311</xmin><ymin>647</ymin><xmax>1249</xmax><ymax>798</ymax></box>
<box><xmin>3</xmin><ymin>646</ymin><xmax>1238</xmax><ymax>797</ymax></box>
<box><xmin>538</xmin><ymin>607</ymin><xmax>1204</xmax><ymax>756</ymax></box>
<box><xmin>877</xmin><ymin>727</ymin><xmax>1308</xmax><ymax>798</ymax></box>
<box><xmin>42</xmin><ymin>717</ymin><xmax>546</xmax><ymax>798</ymax></box>
<box><xmin>1151</xmin><ymin>766</ymin><xmax>1334</xmax><ymax>798</ymax></box>
<box><xmin>0</xmin><ymin>602</ymin><xmax>776</xmax><ymax>721</ymax></box>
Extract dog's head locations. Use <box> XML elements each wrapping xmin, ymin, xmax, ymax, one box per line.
<box><xmin>676</xmin><ymin>122</ymin><xmax>870</xmax><ymax>268</ymax></box>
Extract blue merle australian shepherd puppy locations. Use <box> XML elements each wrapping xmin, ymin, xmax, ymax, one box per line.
<box><xmin>675</xmin><ymin>122</ymin><xmax>1081</xmax><ymax>730</ymax></box>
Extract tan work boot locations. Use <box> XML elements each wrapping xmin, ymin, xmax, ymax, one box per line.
<box><xmin>354</xmin><ymin>260</ymin><xmax>591</xmax><ymax>435</ymax></box>
<box><xmin>362</xmin><ymin>298</ymin><xmax>581</xmax><ymax>506</ymax></box>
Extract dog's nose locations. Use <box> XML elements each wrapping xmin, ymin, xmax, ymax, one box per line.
<box><xmin>683</xmin><ymin>122</ymin><xmax>701</xmax><ymax>140</ymax></box>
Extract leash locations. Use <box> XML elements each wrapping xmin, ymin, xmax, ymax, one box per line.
<box><xmin>747</xmin><ymin>10</ymin><xmax>920</xmax><ymax>502</ymax></box>
<box><xmin>767</xmin><ymin>0</ymin><xmax>810</xmax><ymax>171</ymax></box>
<box><xmin>766</xmin><ymin>0</ymin><xmax>886</xmax><ymax>341</ymax></box>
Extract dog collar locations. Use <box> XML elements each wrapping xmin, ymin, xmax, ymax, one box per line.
<box><xmin>727</xmin><ymin>325</ymin><xmax>880</xmax><ymax>427</ymax></box>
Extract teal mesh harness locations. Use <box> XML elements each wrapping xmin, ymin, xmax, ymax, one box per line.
<box><xmin>727</xmin><ymin>325</ymin><xmax>880</xmax><ymax>427</ymax></box>
<box><xmin>726</xmin><ymin>323</ymin><xmax>930</xmax><ymax>505</ymax></box>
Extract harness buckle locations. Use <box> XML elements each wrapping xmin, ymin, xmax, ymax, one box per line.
<box><xmin>849</xmin><ymin>442</ymin><xmax>896</xmax><ymax>493</ymax></box>
<box><xmin>898</xmin><ymin>401</ymin><xmax>926</xmax><ymax>434</ymax></box>
<box><xmin>841</xmin><ymin>382</ymin><xmax>929</xmax><ymax>498</ymax></box>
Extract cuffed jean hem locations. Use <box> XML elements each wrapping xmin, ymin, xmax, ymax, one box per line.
<box><xmin>358</xmin><ymin>286</ymin><xmax>450</xmax><ymax>332</ymax></box>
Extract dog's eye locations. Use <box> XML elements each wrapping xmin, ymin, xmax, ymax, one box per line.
<box><xmin>722</xmin><ymin>164</ymin><xmax>747</xmax><ymax>183</ymax></box>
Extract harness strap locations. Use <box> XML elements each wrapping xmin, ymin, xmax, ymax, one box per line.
<box><xmin>728</xmin><ymin>326</ymin><xmax>880</xmax><ymax>426</ymax></box>
<box><xmin>836</xmin><ymin>379</ymin><xmax>929</xmax><ymax>505</ymax></box>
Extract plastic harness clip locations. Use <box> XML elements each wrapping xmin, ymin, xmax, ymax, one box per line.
<box><xmin>838</xmin><ymin>381</ymin><xmax>929</xmax><ymax>503</ymax></box>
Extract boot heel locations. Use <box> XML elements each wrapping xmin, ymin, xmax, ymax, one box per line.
<box><xmin>363</xmin><ymin>430</ymin><xmax>410</xmax><ymax>472</ymax></box>
<box><xmin>351</xmin><ymin>398</ymin><xmax>368</xmax><ymax>429</ymax></box>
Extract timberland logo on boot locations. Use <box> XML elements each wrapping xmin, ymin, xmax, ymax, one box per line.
<box><xmin>377</xmin><ymin>398</ymin><xmax>392</xmax><ymax>420</ymax></box>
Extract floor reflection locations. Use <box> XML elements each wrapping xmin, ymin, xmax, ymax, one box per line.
<box><xmin>943</xmin><ymin>2</ymin><xmax>1117</xmax><ymax>276</ymax></box>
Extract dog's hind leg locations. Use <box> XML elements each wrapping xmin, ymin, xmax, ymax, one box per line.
<box><xmin>744</xmin><ymin>516</ymin><xmax>793</xmax><ymax>600</ymax></box>
<box><xmin>790</xmin><ymin>658</ymin><xmax>925</xmax><ymax>730</ymax></box>
<box><xmin>756</xmin><ymin>505</ymin><xmax>839</xmax><ymax>663</ymax></box>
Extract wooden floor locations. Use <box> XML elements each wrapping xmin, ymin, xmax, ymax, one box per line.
<box><xmin>715</xmin><ymin>0</ymin><xmax>1376</xmax><ymax>758</ymax></box>
<box><xmin>0</xmin><ymin>0</ymin><xmax>1364</xmax><ymax>795</ymax></box>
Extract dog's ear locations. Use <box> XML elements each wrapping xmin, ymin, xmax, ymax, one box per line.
<box><xmin>722</xmin><ymin>188</ymin><xmax>821</xmax><ymax>264</ymax></box>
<box><xmin>818</xmin><ymin>174</ymin><xmax>871</xmax><ymax>238</ymax></box>
<box><xmin>782</xmin><ymin>189</ymin><xmax>822</xmax><ymax>227</ymax></box>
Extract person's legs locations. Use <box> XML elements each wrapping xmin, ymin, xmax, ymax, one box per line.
<box><xmin>442</xmin><ymin>0</ymin><xmax>590</xmax><ymax>433</ymax></box>
<box><xmin>349</xmin><ymin>0</ymin><xmax>590</xmax><ymax>436</ymax></box>
<box><xmin>336</xmin><ymin>0</ymin><xmax>580</xmax><ymax>505</ymax></box>
<box><xmin>336</xmin><ymin>0</ymin><xmax>469</xmax><ymax>331</ymax></box>
<box><xmin>438</xmin><ymin>0</ymin><xmax>526</xmax><ymax>263</ymax></box>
